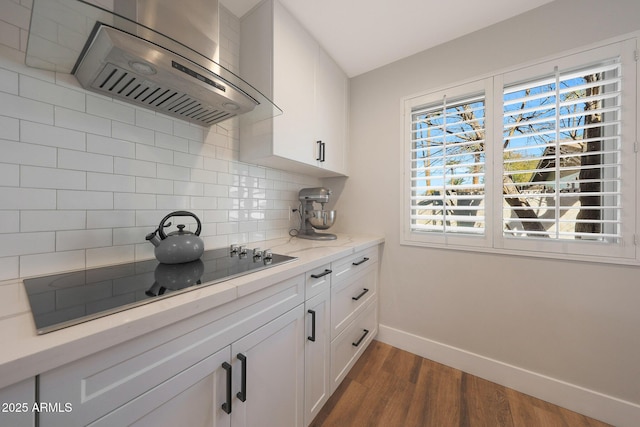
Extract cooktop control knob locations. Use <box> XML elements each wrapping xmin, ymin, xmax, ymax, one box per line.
<box><xmin>253</xmin><ymin>248</ymin><xmax>262</xmax><ymax>260</ymax></box>
<box><xmin>263</xmin><ymin>249</ymin><xmax>273</xmax><ymax>260</ymax></box>
<box><xmin>230</xmin><ymin>244</ymin><xmax>239</xmax><ymax>255</ymax></box>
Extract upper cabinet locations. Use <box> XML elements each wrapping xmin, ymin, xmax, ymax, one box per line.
<box><xmin>240</xmin><ymin>0</ymin><xmax>348</xmax><ymax>177</ymax></box>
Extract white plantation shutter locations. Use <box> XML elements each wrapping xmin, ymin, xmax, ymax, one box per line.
<box><xmin>410</xmin><ymin>93</ymin><xmax>486</xmax><ymax>235</ymax></box>
<box><xmin>502</xmin><ymin>59</ymin><xmax>622</xmax><ymax>241</ymax></box>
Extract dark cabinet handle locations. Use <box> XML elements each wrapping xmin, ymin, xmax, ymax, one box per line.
<box><xmin>316</xmin><ymin>141</ymin><xmax>322</xmax><ymax>161</ymax></box>
<box><xmin>237</xmin><ymin>353</ymin><xmax>247</xmax><ymax>402</ymax></box>
<box><xmin>352</xmin><ymin>329</ymin><xmax>370</xmax><ymax>347</ymax></box>
<box><xmin>352</xmin><ymin>257</ymin><xmax>370</xmax><ymax>266</ymax></box>
<box><xmin>321</xmin><ymin>141</ymin><xmax>326</xmax><ymax>162</ymax></box>
<box><xmin>308</xmin><ymin>309</ymin><xmax>316</xmax><ymax>342</ymax></box>
<box><xmin>352</xmin><ymin>288</ymin><xmax>369</xmax><ymax>301</ymax></box>
<box><xmin>310</xmin><ymin>269</ymin><xmax>332</xmax><ymax>279</ymax></box>
<box><xmin>221</xmin><ymin>362</ymin><xmax>232</xmax><ymax>414</ymax></box>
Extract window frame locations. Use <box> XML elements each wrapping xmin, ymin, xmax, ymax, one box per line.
<box><xmin>401</xmin><ymin>36</ymin><xmax>638</xmax><ymax>264</ymax></box>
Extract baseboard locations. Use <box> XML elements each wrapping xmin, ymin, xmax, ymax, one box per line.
<box><xmin>377</xmin><ymin>324</ymin><xmax>640</xmax><ymax>427</ymax></box>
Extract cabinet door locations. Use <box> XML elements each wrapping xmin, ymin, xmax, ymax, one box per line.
<box><xmin>0</xmin><ymin>379</ymin><xmax>35</xmax><ymax>427</ymax></box>
<box><xmin>231</xmin><ymin>305</ymin><xmax>305</xmax><ymax>427</ymax></box>
<box><xmin>89</xmin><ymin>347</ymin><xmax>231</xmax><ymax>427</ymax></box>
<box><xmin>304</xmin><ymin>289</ymin><xmax>331</xmax><ymax>426</ymax></box>
<box><xmin>272</xmin><ymin>0</ymin><xmax>317</xmax><ymax>165</ymax></box>
<box><xmin>316</xmin><ymin>47</ymin><xmax>348</xmax><ymax>174</ymax></box>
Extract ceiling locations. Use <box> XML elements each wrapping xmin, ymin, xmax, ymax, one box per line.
<box><xmin>221</xmin><ymin>0</ymin><xmax>554</xmax><ymax>77</ymax></box>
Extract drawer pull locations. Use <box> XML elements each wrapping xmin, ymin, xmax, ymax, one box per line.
<box><xmin>308</xmin><ymin>309</ymin><xmax>316</xmax><ymax>342</ymax></box>
<box><xmin>237</xmin><ymin>353</ymin><xmax>247</xmax><ymax>402</ymax></box>
<box><xmin>352</xmin><ymin>257</ymin><xmax>370</xmax><ymax>266</ymax></box>
<box><xmin>352</xmin><ymin>288</ymin><xmax>369</xmax><ymax>301</ymax></box>
<box><xmin>311</xmin><ymin>269</ymin><xmax>332</xmax><ymax>279</ymax></box>
<box><xmin>221</xmin><ymin>362</ymin><xmax>232</xmax><ymax>414</ymax></box>
<box><xmin>352</xmin><ymin>329</ymin><xmax>370</xmax><ymax>347</ymax></box>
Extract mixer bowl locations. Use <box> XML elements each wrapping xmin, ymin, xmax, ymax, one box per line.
<box><xmin>308</xmin><ymin>210</ymin><xmax>336</xmax><ymax>230</ymax></box>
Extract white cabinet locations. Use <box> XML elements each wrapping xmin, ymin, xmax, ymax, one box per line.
<box><xmin>231</xmin><ymin>305</ymin><xmax>305</xmax><ymax>427</ymax></box>
<box><xmin>39</xmin><ymin>275</ymin><xmax>304</xmax><ymax>427</ymax></box>
<box><xmin>239</xmin><ymin>0</ymin><xmax>348</xmax><ymax>177</ymax></box>
<box><xmin>329</xmin><ymin>246</ymin><xmax>379</xmax><ymax>393</ymax></box>
<box><xmin>0</xmin><ymin>378</ymin><xmax>35</xmax><ymax>427</ymax></box>
<box><xmin>304</xmin><ymin>265</ymin><xmax>332</xmax><ymax>426</ymax></box>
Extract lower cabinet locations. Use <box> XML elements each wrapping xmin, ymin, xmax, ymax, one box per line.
<box><xmin>230</xmin><ymin>305</ymin><xmax>305</xmax><ymax>427</ymax></box>
<box><xmin>304</xmin><ymin>288</ymin><xmax>331</xmax><ymax>426</ymax></box>
<box><xmin>36</xmin><ymin>244</ymin><xmax>380</xmax><ymax>427</ymax></box>
<box><xmin>0</xmin><ymin>378</ymin><xmax>35</xmax><ymax>427</ymax></box>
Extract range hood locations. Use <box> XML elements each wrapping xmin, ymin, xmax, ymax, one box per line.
<box><xmin>25</xmin><ymin>0</ymin><xmax>281</xmax><ymax>127</ymax></box>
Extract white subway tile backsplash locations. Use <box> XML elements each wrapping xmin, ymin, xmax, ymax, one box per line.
<box><xmin>21</xmin><ymin>210</ymin><xmax>86</xmax><ymax>232</ymax></box>
<box><xmin>0</xmin><ymin>67</ymin><xmax>18</xmax><ymax>94</ymax></box>
<box><xmin>87</xmin><ymin>94</ymin><xmax>135</xmax><ymax>124</ymax></box>
<box><xmin>58</xmin><ymin>149</ymin><xmax>113</xmax><ymax>173</ymax></box>
<box><xmin>157</xmin><ymin>163</ymin><xmax>190</xmax><ymax>181</ymax></box>
<box><xmin>113</xmin><ymin>227</ymin><xmax>149</xmax><ymax>246</ymax></box>
<box><xmin>190</xmin><ymin>168</ymin><xmax>217</xmax><ymax>184</ymax></box>
<box><xmin>156</xmin><ymin>132</ymin><xmax>189</xmax><ymax>153</ymax></box>
<box><xmin>87</xmin><ymin>210</ymin><xmax>135</xmax><ymax>229</ymax></box>
<box><xmin>114</xmin><ymin>192</ymin><xmax>156</xmax><ymax>210</ymax></box>
<box><xmin>20</xmin><ymin>250</ymin><xmax>86</xmax><ymax>278</ymax></box>
<box><xmin>55</xmin><ymin>106</ymin><xmax>111</xmax><ymax>135</ymax></box>
<box><xmin>58</xmin><ymin>190</ymin><xmax>114</xmax><ymax>210</ymax></box>
<box><xmin>0</xmin><ymin>20</ymin><xmax>20</xmax><ymax>50</ymax></box>
<box><xmin>87</xmin><ymin>134</ymin><xmax>135</xmax><ymax>158</ymax></box>
<box><xmin>112</xmin><ymin>121</ymin><xmax>154</xmax><ymax>145</ymax></box>
<box><xmin>136</xmin><ymin>143</ymin><xmax>173</xmax><ymax>165</ymax></box>
<box><xmin>0</xmin><ymin>91</ymin><xmax>53</xmax><ymax>123</ymax></box>
<box><xmin>0</xmin><ymin>116</ymin><xmax>18</xmax><ymax>140</ymax></box>
<box><xmin>20</xmin><ymin>75</ymin><xmax>85</xmax><ymax>111</ymax></box>
<box><xmin>0</xmin><ymin>231</ymin><xmax>54</xmax><ymax>257</ymax></box>
<box><xmin>0</xmin><ymin>211</ymin><xmax>19</xmax><ymax>233</ymax></box>
<box><xmin>21</xmin><ymin>121</ymin><xmax>86</xmax><ymax>150</ymax></box>
<box><xmin>0</xmin><ymin>162</ymin><xmax>19</xmax><ymax>186</ymax></box>
<box><xmin>114</xmin><ymin>157</ymin><xmax>157</xmax><ymax>178</ymax></box>
<box><xmin>135</xmin><ymin>177</ymin><xmax>173</xmax><ymax>195</ymax></box>
<box><xmin>174</xmin><ymin>151</ymin><xmax>204</xmax><ymax>169</ymax></box>
<box><xmin>0</xmin><ymin>257</ymin><xmax>18</xmax><ymax>281</ymax></box>
<box><xmin>173</xmin><ymin>181</ymin><xmax>204</xmax><ymax>197</ymax></box>
<box><xmin>20</xmin><ymin>165</ymin><xmax>86</xmax><ymax>190</ymax></box>
<box><xmin>87</xmin><ymin>245</ymin><xmax>135</xmax><ymax>269</ymax></box>
<box><xmin>56</xmin><ymin>228</ymin><xmax>112</xmax><ymax>251</ymax></box>
<box><xmin>0</xmin><ymin>187</ymin><xmax>56</xmax><ymax>209</ymax></box>
<box><xmin>174</xmin><ymin>121</ymin><xmax>204</xmax><ymax>141</ymax></box>
<box><xmin>136</xmin><ymin>109</ymin><xmax>172</xmax><ymax>135</ymax></box>
<box><xmin>0</xmin><ymin>5</ymin><xmax>321</xmax><ymax>279</ymax></box>
<box><xmin>87</xmin><ymin>172</ymin><xmax>135</xmax><ymax>193</ymax></box>
<box><xmin>156</xmin><ymin>195</ymin><xmax>190</xmax><ymax>210</ymax></box>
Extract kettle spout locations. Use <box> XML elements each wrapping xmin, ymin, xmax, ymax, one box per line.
<box><xmin>145</xmin><ymin>231</ymin><xmax>161</xmax><ymax>247</ymax></box>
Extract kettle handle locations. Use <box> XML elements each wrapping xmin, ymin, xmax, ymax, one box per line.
<box><xmin>158</xmin><ymin>211</ymin><xmax>202</xmax><ymax>239</ymax></box>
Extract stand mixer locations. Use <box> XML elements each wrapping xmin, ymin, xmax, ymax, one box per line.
<box><xmin>296</xmin><ymin>187</ymin><xmax>337</xmax><ymax>240</ymax></box>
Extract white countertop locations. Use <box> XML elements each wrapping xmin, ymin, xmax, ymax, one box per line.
<box><xmin>0</xmin><ymin>234</ymin><xmax>383</xmax><ymax>390</ymax></box>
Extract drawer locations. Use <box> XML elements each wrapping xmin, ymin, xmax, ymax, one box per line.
<box><xmin>330</xmin><ymin>298</ymin><xmax>377</xmax><ymax>393</ymax></box>
<box><xmin>305</xmin><ymin>263</ymin><xmax>332</xmax><ymax>300</ymax></box>
<box><xmin>331</xmin><ymin>265</ymin><xmax>377</xmax><ymax>339</ymax></box>
<box><xmin>39</xmin><ymin>274</ymin><xmax>305</xmax><ymax>427</ymax></box>
<box><xmin>331</xmin><ymin>246</ymin><xmax>378</xmax><ymax>285</ymax></box>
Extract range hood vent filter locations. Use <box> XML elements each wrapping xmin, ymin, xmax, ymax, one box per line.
<box><xmin>74</xmin><ymin>25</ymin><xmax>257</xmax><ymax>126</ymax></box>
<box><xmin>93</xmin><ymin>63</ymin><xmax>234</xmax><ymax>125</ymax></box>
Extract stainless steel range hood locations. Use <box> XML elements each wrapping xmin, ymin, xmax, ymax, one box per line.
<box><xmin>25</xmin><ymin>0</ymin><xmax>281</xmax><ymax>127</ymax></box>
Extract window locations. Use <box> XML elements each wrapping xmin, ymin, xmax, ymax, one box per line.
<box><xmin>502</xmin><ymin>60</ymin><xmax>621</xmax><ymax>241</ymax></box>
<box><xmin>402</xmin><ymin>38</ymin><xmax>637</xmax><ymax>263</ymax></box>
<box><xmin>410</xmin><ymin>93</ymin><xmax>486</xmax><ymax>236</ymax></box>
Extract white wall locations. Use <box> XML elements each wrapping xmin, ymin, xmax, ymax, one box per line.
<box><xmin>0</xmin><ymin>0</ymin><xmax>319</xmax><ymax>281</ymax></box>
<box><xmin>328</xmin><ymin>0</ymin><xmax>640</xmax><ymax>425</ymax></box>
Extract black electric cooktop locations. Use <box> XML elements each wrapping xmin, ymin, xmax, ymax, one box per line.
<box><xmin>23</xmin><ymin>246</ymin><xmax>296</xmax><ymax>334</ymax></box>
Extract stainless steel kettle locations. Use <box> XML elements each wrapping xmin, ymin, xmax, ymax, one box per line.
<box><xmin>145</xmin><ymin>211</ymin><xmax>205</xmax><ymax>264</ymax></box>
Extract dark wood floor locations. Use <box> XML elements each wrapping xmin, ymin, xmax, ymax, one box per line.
<box><xmin>311</xmin><ymin>340</ymin><xmax>611</xmax><ymax>427</ymax></box>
